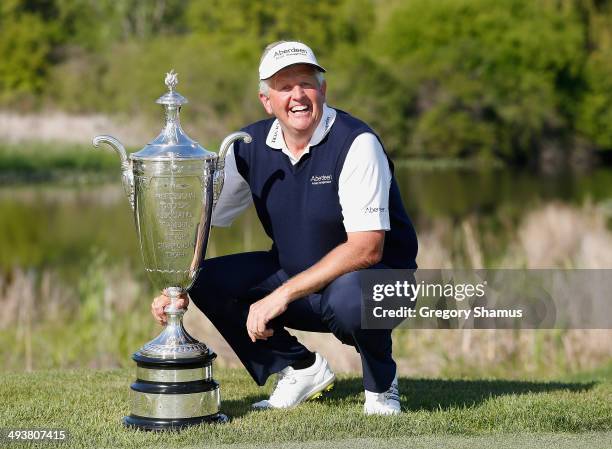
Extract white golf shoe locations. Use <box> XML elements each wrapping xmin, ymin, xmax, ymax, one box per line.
<box><xmin>363</xmin><ymin>375</ymin><xmax>401</xmax><ymax>415</ymax></box>
<box><xmin>252</xmin><ymin>353</ymin><xmax>335</xmax><ymax>409</ymax></box>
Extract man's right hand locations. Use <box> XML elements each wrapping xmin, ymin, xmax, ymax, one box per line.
<box><xmin>151</xmin><ymin>291</ymin><xmax>189</xmax><ymax>326</ymax></box>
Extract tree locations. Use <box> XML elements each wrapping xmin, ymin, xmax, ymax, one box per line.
<box><xmin>368</xmin><ymin>0</ymin><xmax>586</xmax><ymax>162</ymax></box>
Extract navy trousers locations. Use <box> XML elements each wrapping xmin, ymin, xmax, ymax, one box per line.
<box><xmin>188</xmin><ymin>251</ymin><xmax>395</xmax><ymax>393</ymax></box>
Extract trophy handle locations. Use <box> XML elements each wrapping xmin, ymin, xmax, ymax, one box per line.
<box><xmin>213</xmin><ymin>131</ymin><xmax>252</xmax><ymax>210</ymax></box>
<box><xmin>92</xmin><ymin>135</ymin><xmax>135</xmax><ymax>210</ymax></box>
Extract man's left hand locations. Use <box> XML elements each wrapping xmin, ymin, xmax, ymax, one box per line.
<box><xmin>246</xmin><ymin>290</ymin><xmax>289</xmax><ymax>342</ymax></box>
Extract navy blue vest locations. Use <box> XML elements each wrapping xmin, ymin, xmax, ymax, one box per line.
<box><xmin>233</xmin><ymin>110</ymin><xmax>418</xmax><ymax>276</ymax></box>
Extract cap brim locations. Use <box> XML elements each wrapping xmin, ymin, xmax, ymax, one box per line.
<box><xmin>260</xmin><ymin>62</ymin><xmax>326</xmax><ymax>80</ymax></box>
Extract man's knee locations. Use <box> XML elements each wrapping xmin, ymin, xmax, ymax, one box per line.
<box><xmin>322</xmin><ymin>271</ymin><xmax>363</xmax><ymax>335</ymax></box>
<box><xmin>190</xmin><ymin>251</ymin><xmax>281</xmax><ymax>301</ymax></box>
<box><xmin>189</xmin><ymin>274</ymin><xmax>227</xmax><ymax>303</ymax></box>
<box><xmin>188</xmin><ymin>257</ymin><xmax>237</xmax><ymax>314</ymax></box>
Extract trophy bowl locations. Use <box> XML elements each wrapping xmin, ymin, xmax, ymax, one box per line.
<box><xmin>93</xmin><ymin>70</ymin><xmax>251</xmax><ymax>430</ymax></box>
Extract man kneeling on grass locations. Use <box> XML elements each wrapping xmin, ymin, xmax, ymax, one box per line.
<box><xmin>151</xmin><ymin>41</ymin><xmax>418</xmax><ymax>415</ymax></box>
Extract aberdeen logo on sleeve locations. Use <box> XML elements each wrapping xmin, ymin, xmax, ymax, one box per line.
<box><xmin>364</xmin><ymin>206</ymin><xmax>386</xmax><ymax>214</ymax></box>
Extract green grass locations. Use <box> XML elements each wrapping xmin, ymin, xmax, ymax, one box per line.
<box><xmin>0</xmin><ymin>142</ymin><xmax>125</xmax><ymax>183</ymax></box>
<box><xmin>1</xmin><ymin>366</ymin><xmax>611</xmax><ymax>448</ymax></box>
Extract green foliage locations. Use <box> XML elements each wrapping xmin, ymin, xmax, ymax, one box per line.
<box><xmin>327</xmin><ymin>46</ymin><xmax>411</xmax><ymax>155</ymax></box>
<box><xmin>0</xmin><ymin>12</ymin><xmax>55</xmax><ymax>103</ymax></box>
<box><xmin>577</xmin><ymin>50</ymin><xmax>612</xmax><ymax>149</ymax></box>
<box><xmin>185</xmin><ymin>0</ymin><xmax>373</xmax><ymax>55</ymax></box>
<box><xmin>52</xmin><ymin>0</ymin><xmax>188</xmax><ymax>48</ymax></box>
<box><xmin>369</xmin><ymin>0</ymin><xmax>585</xmax><ymax>161</ymax></box>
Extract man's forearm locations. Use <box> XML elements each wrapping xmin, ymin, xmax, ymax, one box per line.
<box><xmin>276</xmin><ymin>231</ymin><xmax>384</xmax><ymax>303</ymax></box>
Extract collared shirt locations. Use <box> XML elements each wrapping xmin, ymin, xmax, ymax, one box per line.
<box><xmin>212</xmin><ymin>104</ymin><xmax>392</xmax><ymax>232</ymax></box>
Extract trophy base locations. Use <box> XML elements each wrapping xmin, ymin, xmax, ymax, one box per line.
<box><xmin>125</xmin><ymin>351</ymin><xmax>228</xmax><ymax>431</ymax></box>
<box><xmin>123</xmin><ymin>413</ymin><xmax>229</xmax><ymax>431</ymax></box>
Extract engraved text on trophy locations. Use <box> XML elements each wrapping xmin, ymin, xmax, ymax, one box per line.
<box><xmin>136</xmin><ymin>167</ymin><xmax>204</xmax><ymax>290</ymax></box>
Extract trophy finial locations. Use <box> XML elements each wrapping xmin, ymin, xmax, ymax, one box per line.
<box><xmin>156</xmin><ymin>70</ymin><xmax>187</xmax><ymax>106</ymax></box>
<box><xmin>165</xmin><ymin>70</ymin><xmax>179</xmax><ymax>92</ymax></box>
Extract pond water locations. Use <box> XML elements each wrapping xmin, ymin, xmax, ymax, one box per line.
<box><xmin>1</xmin><ymin>166</ymin><xmax>611</xmax><ymax>278</ymax></box>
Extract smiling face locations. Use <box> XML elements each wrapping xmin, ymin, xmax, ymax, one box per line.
<box><xmin>259</xmin><ymin>64</ymin><xmax>327</xmax><ymax>142</ymax></box>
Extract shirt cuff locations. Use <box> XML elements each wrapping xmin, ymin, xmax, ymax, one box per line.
<box><xmin>211</xmin><ymin>217</ymin><xmax>233</xmax><ymax>228</ymax></box>
<box><xmin>343</xmin><ymin>213</ymin><xmax>391</xmax><ymax>232</ymax></box>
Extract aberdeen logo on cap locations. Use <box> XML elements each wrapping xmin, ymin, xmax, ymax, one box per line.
<box><xmin>273</xmin><ymin>47</ymin><xmax>309</xmax><ymax>59</ymax></box>
<box><xmin>259</xmin><ymin>41</ymin><xmax>326</xmax><ymax>80</ymax></box>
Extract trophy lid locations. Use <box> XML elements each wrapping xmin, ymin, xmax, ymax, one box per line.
<box><xmin>131</xmin><ymin>70</ymin><xmax>216</xmax><ymax>161</ymax></box>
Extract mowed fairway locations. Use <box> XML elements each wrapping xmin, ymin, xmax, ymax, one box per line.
<box><xmin>1</xmin><ymin>366</ymin><xmax>611</xmax><ymax>448</ymax></box>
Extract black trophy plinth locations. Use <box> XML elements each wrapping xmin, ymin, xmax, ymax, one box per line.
<box><xmin>123</xmin><ymin>351</ymin><xmax>229</xmax><ymax>431</ymax></box>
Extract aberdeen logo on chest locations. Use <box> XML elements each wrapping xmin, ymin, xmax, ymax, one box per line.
<box><xmin>310</xmin><ymin>174</ymin><xmax>332</xmax><ymax>185</ymax></box>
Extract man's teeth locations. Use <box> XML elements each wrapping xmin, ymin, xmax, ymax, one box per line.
<box><xmin>291</xmin><ymin>106</ymin><xmax>309</xmax><ymax>112</ymax></box>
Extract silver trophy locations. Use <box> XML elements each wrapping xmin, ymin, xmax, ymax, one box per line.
<box><xmin>93</xmin><ymin>70</ymin><xmax>251</xmax><ymax>430</ymax></box>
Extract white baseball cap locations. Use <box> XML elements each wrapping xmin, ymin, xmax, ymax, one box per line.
<box><xmin>259</xmin><ymin>41</ymin><xmax>326</xmax><ymax>80</ymax></box>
